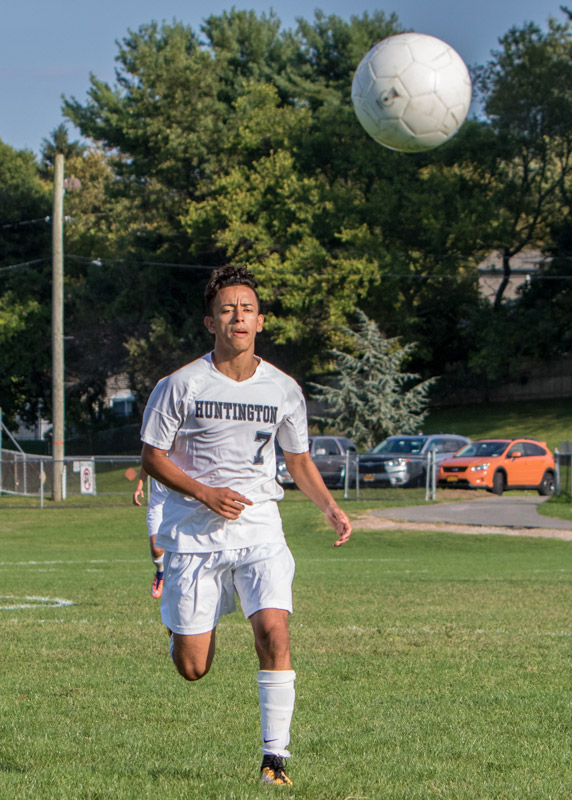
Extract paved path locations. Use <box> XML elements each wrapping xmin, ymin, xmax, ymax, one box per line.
<box><xmin>372</xmin><ymin>495</ymin><xmax>572</xmax><ymax>530</ymax></box>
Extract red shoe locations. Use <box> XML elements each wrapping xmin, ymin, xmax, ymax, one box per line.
<box><xmin>151</xmin><ymin>571</ymin><xmax>163</xmax><ymax>599</ymax></box>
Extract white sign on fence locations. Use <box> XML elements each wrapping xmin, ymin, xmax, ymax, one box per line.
<box><xmin>79</xmin><ymin>461</ymin><xmax>96</xmax><ymax>495</ymax></box>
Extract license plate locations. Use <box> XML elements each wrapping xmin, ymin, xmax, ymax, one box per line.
<box><xmin>446</xmin><ymin>475</ymin><xmax>459</xmax><ymax>482</ymax></box>
<box><xmin>363</xmin><ymin>473</ymin><xmax>375</xmax><ymax>482</ymax></box>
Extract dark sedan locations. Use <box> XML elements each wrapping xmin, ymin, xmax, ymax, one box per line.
<box><xmin>276</xmin><ymin>435</ymin><xmax>357</xmax><ymax>488</ymax></box>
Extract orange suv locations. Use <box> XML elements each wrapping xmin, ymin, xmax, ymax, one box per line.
<box><xmin>438</xmin><ymin>438</ymin><xmax>555</xmax><ymax>496</ymax></box>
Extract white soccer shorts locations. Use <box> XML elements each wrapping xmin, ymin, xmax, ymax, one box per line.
<box><xmin>161</xmin><ymin>541</ymin><xmax>296</xmax><ymax>635</ymax></box>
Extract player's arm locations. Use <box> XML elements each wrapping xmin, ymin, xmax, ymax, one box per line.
<box><xmin>141</xmin><ymin>443</ymin><xmax>253</xmax><ymax>520</ymax></box>
<box><xmin>133</xmin><ymin>467</ymin><xmax>147</xmax><ymax>506</ymax></box>
<box><xmin>283</xmin><ymin>450</ymin><xmax>352</xmax><ymax>547</ymax></box>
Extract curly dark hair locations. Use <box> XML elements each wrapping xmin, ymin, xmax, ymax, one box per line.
<box><xmin>204</xmin><ymin>265</ymin><xmax>260</xmax><ymax>314</ymax></box>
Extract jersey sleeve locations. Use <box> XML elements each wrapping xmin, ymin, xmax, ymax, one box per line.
<box><xmin>141</xmin><ymin>373</ymin><xmax>188</xmax><ymax>451</ymax></box>
<box><xmin>276</xmin><ymin>383</ymin><xmax>309</xmax><ymax>454</ymax></box>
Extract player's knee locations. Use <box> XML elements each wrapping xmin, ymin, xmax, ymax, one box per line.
<box><xmin>176</xmin><ymin>658</ymin><xmax>210</xmax><ymax>682</ymax></box>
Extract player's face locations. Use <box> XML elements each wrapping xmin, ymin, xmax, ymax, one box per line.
<box><xmin>204</xmin><ymin>285</ymin><xmax>264</xmax><ymax>354</ymax></box>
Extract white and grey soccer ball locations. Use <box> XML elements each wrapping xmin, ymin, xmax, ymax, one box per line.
<box><xmin>351</xmin><ymin>33</ymin><xmax>472</xmax><ymax>153</ymax></box>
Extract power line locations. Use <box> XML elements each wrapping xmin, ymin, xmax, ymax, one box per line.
<box><xmin>1</xmin><ymin>211</ymin><xmax>110</xmax><ymax>230</ymax></box>
<box><xmin>1</xmin><ymin>217</ymin><xmax>50</xmax><ymax>230</ymax></box>
<box><xmin>4</xmin><ymin>253</ymin><xmax>572</xmax><ymax>280</ymax></box>
<box><xmin>0</xmin><ymin>258</ymin><xmax>49</xmax><ymax>275</ymax></box>
<box><xmin>66</xmin><ymin>255</ymin><xmax>214</xmax><ymax>270</ymax></box>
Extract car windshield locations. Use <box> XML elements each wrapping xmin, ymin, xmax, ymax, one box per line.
<box><xmin>455</xmin><ymin>441</ymin><xmax>510</xmax><ymax>458</ymax></box>
<box><xmin>371</xmin><ymin>437</ymin><xmax>427</xmax><ymax>454</ymax></box>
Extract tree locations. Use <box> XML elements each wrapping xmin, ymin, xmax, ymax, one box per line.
<box><xmin>61</xmin><ymin>11</ymin><xmax>406</xmax><ymax>383</ymax></box>
<box><xmin>0</xmin><ymin>140</ymin><xmax>51</xmax><ymax>425</ymax></box>
<box><xmin>0</xmin><ymin>139</ymin><xmax>50</xmax><ymax>268</ymax></box>
<box><xmin>40</xmin><ymin>124</ymin><xmax>85</xmax><ymax>175</ymax></box>
<box><xmin>474</xmin><ymin>17</ymin><xmax>572</xmax><ymax>308</ymax></box>
<box><xmin>309</xmin><ymin>311</ymin><xmax>437</xmax><ymax>449</ymax></box>
<box><xmin>57</xmin><ymin>8</ymin><xmax>572</xmax><ymax>415</ymax></box>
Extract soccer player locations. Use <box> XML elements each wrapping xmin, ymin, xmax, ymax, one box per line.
<box><xmin>132</xmin><ymin>468</ymin><xmax>167</xmax><ymax>598</ymax></box>
<box><xmin>140</xmin><ymin>265</ymin><xmax>352</xmax><ymax>786</ymax></box>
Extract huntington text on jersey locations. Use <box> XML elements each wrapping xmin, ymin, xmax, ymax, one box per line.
<box><xmin>195</xmin><ymin>401</ymin><xmax>278</xmax><ymax>424</ymax></box>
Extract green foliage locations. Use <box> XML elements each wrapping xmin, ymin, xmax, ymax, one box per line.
<box><xmin>40</xmin><ymin>124</ymin><xmax>86</xmax><ymax>174</ymax></box>
<box><xmin>0</xmin><ymin>139</ymin><xmax>50</xmax><ymax>267</ymax></box>
<box><xmin>0</xmin><ymin>140</ymin><xmax>51</xmax><ymax>424</ymax></box>
<box><xmin>0</xmin><ymin>293</ymin><xmax>50</xmax><ymax>427</ymax></box>
<box><xmin>5</xmin><ymin>9</ymin><xmax>572</xmax><ymax>429</ymax></box>
<box><xmin>310</xmin><ymin>310</ymin><xmax>437</xmax><ymax>448</ymax></box>
<box><xmin>472</xmin><ymin>18</ymin><xmax>572</xmax><ymax>306</ymax></box>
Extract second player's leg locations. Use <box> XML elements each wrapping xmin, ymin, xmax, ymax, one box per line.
<box><xmin>149</xmin><ymin>534</ymin><xmax>165</xmax><ymax>598</ymax></box>
<box><xmin>149</xmin><ymin>534</ymin><xmax>164</xmax><ymax>562</ymax></box>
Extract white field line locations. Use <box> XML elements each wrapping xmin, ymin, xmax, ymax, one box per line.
<box><xmin>346</xmin><ymin>625</ymin><xmax>572</xmax><ymax>637</ymax></box>
<box><xmin>0</xmin><ymin>595</ymin><xmax>74</xmax><ymax>610</ymax></box>
<box><xmin>0</xmin><ymin>558</ymin><xmax>147</xmax><ymax>566</ymax></box>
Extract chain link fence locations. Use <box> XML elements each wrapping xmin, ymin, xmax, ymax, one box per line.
<box><xmin>341</xmin><ymin>450</ymin><xmax>438</xmax><ymax>501</ymax></box>
<box><xmin>0</xmin><ymin>449</ymin><xmax>142</xmax><ymax>506</ymax></box>
<box><xmin>555</xmin><ymin>443</ymin><xmax>572</xmax><ymax>496</ymax></box>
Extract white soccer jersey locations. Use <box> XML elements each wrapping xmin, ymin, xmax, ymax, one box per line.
<box><xmin>140</xmin><ymin>353</ymin><xmax>309</xmax><ymax>552</ymax></box>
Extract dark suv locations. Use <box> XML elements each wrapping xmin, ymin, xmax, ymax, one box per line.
<box><xmin>356</xmin><ymin>434</ymin><xmax>471</xmax><ymax>488</ymax></box>
<box><xmin>276</xmin><ymin>435</ymin><xmax>357</xmax><ymax>488</ymax></box>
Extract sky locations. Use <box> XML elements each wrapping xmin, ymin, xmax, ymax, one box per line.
<box><xmin>0</xmin><ymin>0</ymin><xmax>559</xmax><ymax>156</ymax></box>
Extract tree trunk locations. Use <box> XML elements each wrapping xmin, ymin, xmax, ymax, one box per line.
<box><xmin>493</xmin><ymin>249</ymin><xmax>511</xmax><ymax>310</ymax></box>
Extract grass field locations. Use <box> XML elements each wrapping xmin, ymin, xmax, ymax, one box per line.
<box><xmin>1</xmin><ymin>498</ymin><xmax>571</xmax><ymax>799</ymax></box>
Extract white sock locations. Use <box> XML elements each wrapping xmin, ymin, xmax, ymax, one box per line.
<box><xmin>257</xmin><ymin>669</ymin><xmax>296</xmax><ymax>758</ymax></box>
<box><xmin>152</xmin><ymin>553</ymin><xmax>164</xmax><ymax>571</ymax></box>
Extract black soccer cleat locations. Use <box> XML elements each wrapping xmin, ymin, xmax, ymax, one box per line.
<box><xmin>260</xmin><ymin>754</ymin><xmax>293</xmax><ymax>786</ymax></box>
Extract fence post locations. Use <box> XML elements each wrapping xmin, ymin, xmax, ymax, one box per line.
<box><xmin>344</xmin><ymin>449</ymin><xmax>350</xmax><ymax>500</ymax></box>
<box><xmin>355</xmin><ymin>454</ymin><xmax>360</xmax><ymax>500</ymax></box>
<box><xmin>424</xmin><ymin>450</ymin><xmax>437</xmax><ymax>502</ymax></box>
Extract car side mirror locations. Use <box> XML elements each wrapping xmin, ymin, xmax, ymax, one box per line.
<box><xmin>509</xmin><ymin>451</ymin><xmax>522</xmax><ymax>459</ymax></box>
<box><xmin>315</xmin><ymin>448</ymin><xmax>327</xmax><ymax>456</ymax></box>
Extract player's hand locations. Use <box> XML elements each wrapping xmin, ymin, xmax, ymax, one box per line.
<box><xmin>200</xmin><ymin>487</ymin><xmax>253</xmax><ymax>520</ymax></box>
<box><xmin>132</xmin><ymin>484</ymin><xmax>144</xmax><ymax>506</ymax></box>
<box><xmin>325</xmin><ymin>504</ymin><xmax>352</xmax><ymax>547</ymax></box>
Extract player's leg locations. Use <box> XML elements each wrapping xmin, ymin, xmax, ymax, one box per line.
<box><xmin>250</xmin><ymin>607</ymin><xmax>292</xmax><ymax>670</ymax></box>
<box><xmin>234</xmin><ymin>543</ymin><xmax>296</xmax><ymax>785</ymax></box>
<box><xmin>149</xmin><ymin>534</ymin><xmax>165</xmax><ymax>598</ymax></box>
<box><xmin>251</xmin><ymin>609</ymin><xmax>295</xmax><ymax>784</ymax></box>
<box><xmin>170</xmin><ymin>629</ymin><xmax>216</xmax><ymax>681</ymax></box>
<box><xmin>146</xmin><ymin>488</ymin><xmax>165</xmax><ymax>598</ymax></box>
<box><xmin>162</xmin><ymin>550</ymin><xmax>237</xmax><ymax>681</ymax></box>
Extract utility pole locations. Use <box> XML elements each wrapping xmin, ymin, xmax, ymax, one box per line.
<box><xmin>52</xmin><ymin>154</ymin><xmax>65</xmax><ymax>501</ymax></box>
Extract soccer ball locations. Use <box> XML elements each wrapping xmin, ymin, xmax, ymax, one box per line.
<box><xmin>351</xmin><ymin>33</ymin><xmax>472</xmax><ymax>153</ymax></box>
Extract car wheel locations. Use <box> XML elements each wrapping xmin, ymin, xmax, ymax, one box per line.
<box><xmin>492</xmin><ymin>471</ymin><xmax>505</xmax><ymax>496</ymax></box>
<box><xmin>538</xmin><ymin>470</ymin><xmax>555</xmax><ymax>496</ymax></box>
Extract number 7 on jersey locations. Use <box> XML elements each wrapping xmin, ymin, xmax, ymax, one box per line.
<box><xmin>254</xmin><ymin>431</ymin><xmax>272</xmax><ymax>465</ymax></box>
